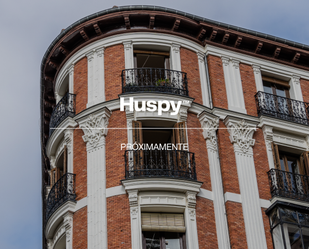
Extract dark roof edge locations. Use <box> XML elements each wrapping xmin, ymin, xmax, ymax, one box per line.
<box><xmin>40</xmin><ymin>5</ymin><xmax>309</xmax><ymax>71</ymax></box>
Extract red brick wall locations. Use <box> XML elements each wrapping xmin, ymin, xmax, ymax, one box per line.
<box><xmin>105</xmin><ymin>44</ymin><xmax>125</xmax><ymax>101</ymax></box>
<box><xmin>73</xmin><ymin>206</ymin><xmax>87</xmax><ymax>249</ymax></box>
<box><xmin>74</xmin><ymin>57</ymin><xmax>88</xmax><ymax>114</ymax></box>
<box><xmin>74</xmin><ymin>127</ymin><xmax>87</xmax><ymax>200</ymax></box>
<box><xmin>207</xmin><ymin>55</ymin><xmax>228</xmax><ymax>109</ymax></box>
<box><xmin>226</xmin><ymin>201</ymin><xmax>247</xmax><ymax>249</ymax></box>
<box><xmin>106</xmin><ymin>110</ymin><xmax>127</xmax><ymax>189</ymax></box>
<box><xmin>180</xmin><ymin>48</ymin><xmax>203</xmax><ymax>104</ymax></box>
<box><xmin>187</xmin><ymin>113</ymin><xmax>211</xmax><ymax>190</ymax></box>
<box><xmin>262</xmin><ymin>208</ymin><xmax>273</xmax><ymax>249</ymax></box>
<box><xmin>300</xmin><ymin>78</ymin><xmax>309</xmax><ymax>103</ymax></box>
<box><xmin>217</xmin><ymin>121</ymin><xmax>240</xmax><ymax>194</ymax></box>
<box><xmin>240</xmin><ymin>63</ymin><xmax>258</xmax><ymax>116</ymax></box>
<box><xmin>196</xmin><ymin>197</ymin><xmax>218</xmax><ymax>248</ymax></box>
<box><xmin>107</xmin><ymin>195</ymin><xmax>131</xmax><ymax>249</ymax></box>
<box><xmin>253</xmin><ymin>128</ymin><xmax>271</xmax><ymax>200</ymax></box>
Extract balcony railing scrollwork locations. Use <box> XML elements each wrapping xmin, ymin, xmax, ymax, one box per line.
<box><xmin>49</xmin><ymin>93</ymin><xmax>76</xmax><ymax>136</ymax></box>
<box><xmin>46</xmin><ymin>173</ymin><xmax>76</xmax><ymax>221</ymax></box>
<box><xmin>255</xmin><ymin>91</ymin><xmax>309</xmax><ymax>125</ymax></box>
<box><xmin>268</xmin><ymin>168</ymin><xmax>309</xmax><ymax>202</ymax></box>
<box><xmin>124</xmin><ymin>149</ymin><xmax>196</xmax><ymax>180</ymax></box>
<box><xmin>121</xmin><ymin>68</ymin><xmax>189</xmax><ymax>96</ymax></box>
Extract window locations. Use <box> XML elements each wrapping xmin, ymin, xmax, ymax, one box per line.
<box><xmin>268</xmin><ymin>205</ymin><xmax>309</xmax><ymax>249</ymax></box>
<box><xmin>271</xmin><ymin>143</ymin><xmax>309</xmax><ymax>198</ymax></box>
<box><xmin>134</xmin><ymin>50</ymin><xmax>170</xmax><ymax>69</ymax></box>
<box><xmin>50</xmin><ymin>145</ymin><xmax>68</xmax><ymax>187</ymax></box>
<box><xmin>262</xmin><ymin>75</ymin><xmax>290</xmax><ymax>98</ymax></box>
<box><xmin>125</xmin><ymin>120</ymin><xmax>196</xmax><ymax>180</ymax></box>
<box><xmin>141</xmin><ymin>213</ymin><xmax>186</xmax><ymax>249</ymax></box>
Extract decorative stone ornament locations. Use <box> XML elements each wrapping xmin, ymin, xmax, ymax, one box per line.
<box><xmin>79</xmin><ymin>107</ymin><xmax>111</xmax><ymax>150</ymax></box>
<box><xmin>198</xmin><ymin>111</ymin><xmax>219</xmax><ymax>151</ymax></box>
<box><xmin>225</xmin><ymin>118</ymin><xmax>256</xmax><ymax>153</ymax></box>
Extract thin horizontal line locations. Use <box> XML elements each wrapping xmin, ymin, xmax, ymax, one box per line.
<box><xmin>50</xmin><ymin>127</ymin><xmax>256</xmax><ymax>130</ymax></box>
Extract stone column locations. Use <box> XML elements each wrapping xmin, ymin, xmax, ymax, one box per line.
<box><xmin>86</xmin><ymin>47</ymin><xmax>105</xmax><ymax>107</ymax></box>
<box><xmin>221</xmin><ymin>57</ymin><xmax>246</xmax><ymax>114</ymax></box>
<box><xmin>68</xmin><ymin>64</ymin><xmax>74</xmax><ymax>94</ymax></box>
<box><xmin>252</xmin><ymin>65</ymin><xmax>263</xmax><ymax>92</ymax></box>
<box><xmin>64</xmin><ymin>129</ymin><xmax>74</xmax><ymax>173</ymax></box>
<box><xmin>224</xmin><ymin>117</ymin><xmax>267</xmax><ymax>249</ymax></box>
<box><xmin>198</xmin><ymin>111</ymin><xmax>230</xmax><ymax>249</ymax></box>
<box><xmin>171</xmin><ymin>44</ymin><xmax>181</xmax><ymax>71</ymax></box>
<box><xmin>197</xmin><ymin>52</ymin><xmax>211</xmax><ymax>108</ymax></box>
<box><xmin>79</xmin><ymin>108</ymin><xmax>111</xmax><ymax>249</ymax></box>
<box><xmin>123</xmin><ymin>40</ymin><xmax>134</xmax><ymax>69</ymax></box>
<box><xmin>64</xmin><ymin>212</ymin><xmax>74</xmax><ymax>249</ymax></box>
<box><xmin>128</xmin><ymin>190</ymin><xmax>142</xmax><ymax>249</ymax></box>
<box><xmin>185</xmin><ymin>191</ymin><xmax>199</xmax><ymax>249</ymax></box>
<box><xmin>262</xmin><ymin>125</ymin><xmax>275</xmax><ymax>169</ymax></box>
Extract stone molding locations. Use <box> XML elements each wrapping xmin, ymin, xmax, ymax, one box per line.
<box><xmin>224</xmin><ymin>117</ymin><xmax>257</xmax><ymax>154</ymax></box>
<box><xmin>78</xmin><ymin>107</ymin><xmax>111</xmax><ymax>151</ymax></box>
<box><xmin>198</xmin><ymin>111</ymin><xmax>219</xmax><ymax>151</ymax></box>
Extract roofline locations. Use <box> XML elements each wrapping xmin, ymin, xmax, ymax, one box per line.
<box><xmin>40</xmin><ymin>5</ymin><xmax>309</xmax><ymax>70</ymax></box>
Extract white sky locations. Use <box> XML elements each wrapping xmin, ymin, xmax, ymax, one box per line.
<box><xmin>0</xmin><ymin>0</ymin><xmax>308</xmax><ymax>248</ymax></box>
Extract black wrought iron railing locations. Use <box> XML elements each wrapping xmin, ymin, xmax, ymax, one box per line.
<box><xmin>268</xmin><ymin>168</ymin><xmax>309</xmax><ymax>202</ymax></box>
<box><xmin>46</xmin><ymin>173</ymin><xmax>76</xmax><ymax>221</ymax></box>
<box><xmin>121</xmin><ymin>68</ymin><xmax>189</xmax><ymax>96</ymax></box>
<box><xmin>49</xmin><ymin>93</ymin><xmax>76</xmax><ymax>136</ymax></box>
<box><xmin>255</xmin><ymin>91</ymin><xmax>309</xmax><ymax>125</ymax></box>
<box><xmin>124</xmin><ymin>149</ymin><xmax>196</xmax><ymax>180</ymax></box>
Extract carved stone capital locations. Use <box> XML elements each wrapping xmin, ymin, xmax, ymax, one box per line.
<box><xmin>128</xmin><ymin>190</ymin><xmax>138</xmax><ymax>207</ymax></box>
<box><xmin>196</xmin><ymin>52</ymin><xmax>205</xmax><ymax>62</ymax></box>
<box><xmin>96</xmin><ymin>46</ymin><xmax>105</xmax><ymax>57</ymax></box>
<box><xmin>50</xmin><ymin>156</ymin><xmax>56</xmax><ymax>169</ymax></box>
<box><xmin>231</xmin><ymin>59</ymin><xmax>240</xmax><ymax>69</ymax></box>
<box><xmin>198</xmin><ymin>111</ymin><xmax>219</xmax><ymax>151</ymax></box>
<box><xmin>221</xmin><ymin>56</ymin><xmax>230</xmax><ymax>66</ymax></box>
<box><xmin>78</xmin><ymin>108</ymin><xmax>111</xmax><ymax>150</ymax></box>
<box><xmin>224</xmin><ymin>118</ymin><xmax>256</xmax><ymax>154</ymax></box>
<box><xmin>262</xmin><ymin>125</ymin><xmax>273</xmax><ymax>151</ymax></box>
<box><xmin>172</xmin><ymin>43</ymin><xmax>181</xmax><ymax>53</ymax></box>
<box><xmin>68</xmin><ymin>64</ymin><xmax>74</xmax><ymax>75</ymax></box>
<box><xmin>292</xmin><ymin>75</ymin><xmax>301</xmax><ymax>85</ymax></box>
<box><xmin>252</xmin><ymin>65</ymin><xmax>261</xmax><ymax>74</ymax></box>
<box><xmin>186</xmin><ymin>191</ymin><xmax>197</xmax><ymax>209</ymax></box>
<box><xmin>123</xmin><ymin>40</ymin><xmax>133</xmax><ymax>50</ymax></box>
<box><xmin>64</xmin><ymin>129</ymin><xmax>74</xmax><ymax>152</ymax></box>
<box><xmin>86</xmin><ymin>50</ymin><xmax>95</xmax><ymax>61</ymax></box>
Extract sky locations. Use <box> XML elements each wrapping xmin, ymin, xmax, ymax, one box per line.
<box><xmin>0</xmin><ymin>0</ymin><xmax>308</xmax><ymax>248</ymax></box>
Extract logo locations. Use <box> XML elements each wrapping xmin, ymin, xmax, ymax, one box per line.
<box><xmin>120</xmin><ymin>97</ymin><xmax>182</xmax><ymax>115</ymax></box>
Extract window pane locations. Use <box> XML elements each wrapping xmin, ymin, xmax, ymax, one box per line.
<box><xmin>272</xmin><ymin>224</ymin><xmax>285</xmax><ymax>249</ymax></box>
<box><xmin>299</xmin><ymin>213</ymin><xmax>309</xmax><ymax>227</ymax></box>
<box><xmin>144</xmin><ymin>232</ymin><xmax>160</xmax><ymax>249</ymax></box>
<box><xmin>301</xmin><ymin>227</ymin><xmax>309</xmax><ymax>249</ymax></box>
<box><xmin>165</xmin><ymin>233</ymin><xmax>181</xmax><ymax>249</ymax></box>
<box><xmin>280</xmin><ymin>208</ymin><xmax>298</xmax><ymax>223</ymax></box>
<box><xmin>276</xmin><ymin>88</ymin><xmax>287</xmax><ymax>98</ymax></box>
<box><xmin>288</xmin><ymin>225</ymin><xmax>301</xmax><ymax>249</ymax></box>
<box><xmin>263</xmin><ymin>84</ymin><xmax>273</xmax><ymax>94</ymax></box>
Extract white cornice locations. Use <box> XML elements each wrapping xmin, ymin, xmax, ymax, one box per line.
<box><xmin>212</xmin><ymin>107</ymin><xmax>259</xmax><ymax>122</ymax></box>
<box><xmin>258</xmin><ymin>116</ymin><xmax>309</xmax><ymax>137</ymax></box>
<box><xmin>205</xmin><ymin>44</ymin><xmax>309</xmax><ymax>80</ymax></box>
<box><xmin>46</xmin><ymin>118</ymin><xmax>78</xmax><ymax>158</ymax></box>
<box><xmin>122</xmin><ymin>178</ymin><xmax>203</xmax><ymax>194</ymax></box>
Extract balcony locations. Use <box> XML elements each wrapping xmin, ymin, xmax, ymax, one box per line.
<box><xmin>46</xmin><ymin>173</ymin><xmax>76</xmax><ymax>221</ymax></box>
<box><xmin>124</xmin><ymin>149</ymin><xmax>196</xmax><ymax>181</ymax></box>
<box><xmin>121</xmin><ymin>68</ymin><xmax>188</xmax><ymax>96</ymax></box>
<box><xmin>255</xmin><ymin>91</ymin><xmax>309</xmax><ymax>125</ymax></box>
<box><xmin>268</xmin><ymin>168</ymin><xmax>309</xmax><ymax>202</ymax></box>
<box><xmin>49</xmin><ymin>93</ymin><xmax>76</xmax><ymax>136</ymax></box>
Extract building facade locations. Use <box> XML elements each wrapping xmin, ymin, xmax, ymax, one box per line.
<box><xmin>40</xmin><ymin>6</ymin><xmax>309</xmax><ymax>249</ymax></box>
